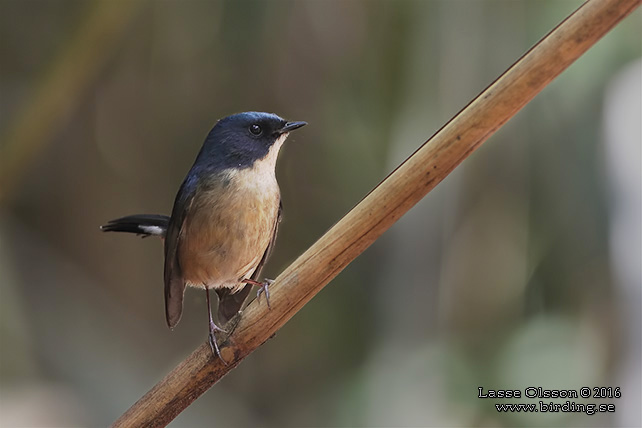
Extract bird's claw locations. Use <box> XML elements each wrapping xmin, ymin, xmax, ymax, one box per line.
<box><xmin>208</xmin><ymin>321</ymin><xmax>228</xmax><ymax>364</ymax></box>
<box><xmin>256</xmin><ymin>278</ymin><xmax>274</xmax><ymax>309</ymax></box>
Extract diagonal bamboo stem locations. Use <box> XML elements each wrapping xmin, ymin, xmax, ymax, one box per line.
<box><xmin>112</xmin><ymin>0</ymin><xmax>641</xmax><ymax>426</ymax></box>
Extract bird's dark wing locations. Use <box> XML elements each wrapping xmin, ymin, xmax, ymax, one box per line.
<box><xmin>164</xmin><ymin>175</ymin><xmax>198</xmax><ymax>329</ymax></box>
<box><xmin>216</xmin><ymin>201</ymin><xmax>282</xmax><ymax>324</ymax></box>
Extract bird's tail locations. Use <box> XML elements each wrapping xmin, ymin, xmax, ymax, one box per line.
<box><xmin>101</xmin><ymin>214</ymin><xmax>170</xmax><ymax>238</ymax></box>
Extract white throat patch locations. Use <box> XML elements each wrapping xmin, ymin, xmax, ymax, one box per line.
<box><xmin>260</xmin><ymin>132</ymin><xmax>288</xmax><ymax>170</ymax></box>
<box><xmin>222</xmin><ymin>132</ymin><xmax>288</xmax><ymax>189</ymax></box>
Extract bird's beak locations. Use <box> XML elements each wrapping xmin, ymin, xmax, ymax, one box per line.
<box><xmin>279</xmin><ymin>121</ymin><xmax>307</xmax><ymax>134</ymax></box>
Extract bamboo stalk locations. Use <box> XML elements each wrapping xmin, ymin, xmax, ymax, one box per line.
<box><xmin>112</xmin><ymin>0</ymin><xmax>641</xmax><ymax>426</ymax></box>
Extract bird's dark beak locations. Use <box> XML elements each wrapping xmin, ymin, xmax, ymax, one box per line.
<box><xmin>280</xmin><ymin>121</ymin><xmax>307</xmax><ymax>134</ymax></box>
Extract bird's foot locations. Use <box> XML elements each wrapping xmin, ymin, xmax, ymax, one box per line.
<box><xmin>208</xmin><ymin>321</ymin><xmax>228</xmax><ymax>364</ymax></box>
<box><xmin>242</xmin><ymin>278</ymin><xmax>274</xmax><ymax>309</ymax></box>
<box><xmin>257</xmin><ymin>278</ymin><xmax>273</xmax><ymax>309</ymax></box>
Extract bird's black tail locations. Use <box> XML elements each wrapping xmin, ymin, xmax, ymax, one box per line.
<box><xmin>101</xmin><ymin>214</ymin><xmax>170</xmax><ymax>238</ymax></box>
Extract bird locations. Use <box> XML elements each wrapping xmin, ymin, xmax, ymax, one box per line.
<box><xmin>101</xmin><ymin>111</ymin><xmax>306</xmax><ymax>359</ymax></box>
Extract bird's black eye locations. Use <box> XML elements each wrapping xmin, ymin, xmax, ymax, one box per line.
<box><xmin>249</xmin><ymin>124</ymin><xmax>262</xmax><ymax>136</ymax></box>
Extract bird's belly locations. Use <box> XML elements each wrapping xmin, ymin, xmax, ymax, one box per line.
<box><xmin>178</xmin><ymin>172</ymin><xmax>279</xmax><ymax>292</ymax></box>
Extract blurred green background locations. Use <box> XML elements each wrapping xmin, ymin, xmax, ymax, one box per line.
<box><xmin>1</xmin><ymin>1</ymin><xmax>640</xmax><ymax>427</ymax></box>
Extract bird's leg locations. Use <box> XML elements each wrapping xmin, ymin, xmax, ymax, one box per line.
<box><xmin>257</xmin><ymin>279</ymin><xmax>274</xmax><ymax>308</ymax></box>
<box><xmin>242</xmin><ymin>278</ymin><xmax>274</xmax><ymax>309</ymax></box>
<box><xmin>205</xmin><ymin>287</ymin><xmax>227</xmax><ymax>363</ymax></box>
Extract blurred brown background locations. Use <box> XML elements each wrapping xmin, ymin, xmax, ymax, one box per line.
<box><xmin>1</xmin><ymin>1</ymin><xmax>640</xmax><ymax>427</ymax></box>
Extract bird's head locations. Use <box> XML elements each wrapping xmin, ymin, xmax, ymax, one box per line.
<box><xmin>198</xmin><ymin>111</ymin><xmax>306</xmax><ymax>170</ymax></box>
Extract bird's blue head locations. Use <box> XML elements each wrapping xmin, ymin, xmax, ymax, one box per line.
<box><xmin>195</xmin><ymin>111</ymin><xmax>306</xmax><ymax>171</ymax></box>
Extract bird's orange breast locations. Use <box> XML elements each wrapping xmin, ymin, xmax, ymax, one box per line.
<box><xmin>178</xmin><ymin>166</ymin><xmax>280</xmax><ymax>291</ymax></box>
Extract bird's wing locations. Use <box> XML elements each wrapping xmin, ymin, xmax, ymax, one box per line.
<box><xmin>216</xmin><ymin>200</ymin><xmax>282</xmax><ymax>324</ymax></box>
<box><xmin>164</xmin><ymin>175</ymin><xmax>198</xmax><ymax>329</ymax></box>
